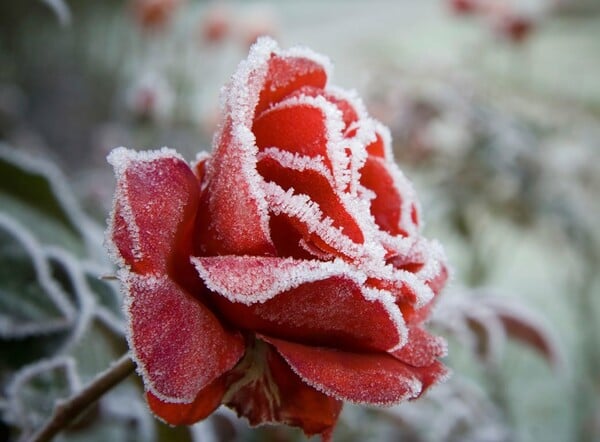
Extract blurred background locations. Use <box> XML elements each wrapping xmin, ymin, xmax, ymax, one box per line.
<box><xmin>0</xmin><ymin>0</ymin><xmax>599</xmax><ymax>441</ymax></box>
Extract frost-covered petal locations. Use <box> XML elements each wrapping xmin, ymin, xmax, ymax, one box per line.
<box><xmin>146</xmin><ymin>376</ymin><xmax>227</xmax><ymax>425</ymax></box>
<box><xmin>224</xmin><ymin>341</ymin><xmax>342</xmax><ymax>437</ymax></box>
<box><xmin>257</xmin><ymin>151</ymin><xmax>364</xmax><ymax>244</ymax></box>
<box><xmin>197</xmin><ymin>120</ymin><xmax>275</xmax><ymax>256</ymax></box>
<box><xmin>107</xmin><ymin>147</ymin><xmax>199</xmax><ymax>275</ymax></box>
<box><xmin>392</xmin><ymin>327</ymin><xmax>447</xmax><ymax>368</ymax></box>
<box><xmin>255</xmin><ymin>51</ymin><xmax>329</xmax><ymax>116</ymax></box>
<box><xmin>286</xmin><ymin>86</ymin><xmax>359</xmax><ymax>130</ymax></box>
<box><xmin>193</xmin><ymin>255</ymin><xmax>361</xmax><ymax>304</ymax></box>
<box><xmin>121</xmin><ymin>271</ymin><xmax>244</xmax><ymax>403</ymax></box>
<box><xmin>254</xmin><ymin>101</ymin><xmax>332</xmax><ymax>160</ymax></box>
<box><xmin>196</xmin><ymin>259</ymin><xmax>405</xmax><ymax>351</ymax></box>
<box><xmin>265</xmin><ymin>336</ymin><xmax>446</xmax><ymax>405</ymax></box>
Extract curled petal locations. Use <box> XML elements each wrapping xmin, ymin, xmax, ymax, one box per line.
<box><xmin>121</xmin><ymin>271</ymin><xmax>244</xmax><ymax>403</ymax></box>
<box><xmin>257</xmin><ymin>150</ymin><xmax>364</xmax><ymax>244</ymax></box>
<box><xmin>107</xmin><ymin>147</ymin><xmax>199</xmax><ymax>275</ymax></box>
<box><xmin>192</xmin><ymin>255</ymin><xmax>362</xmax><ymax>304</ymax></box>
<box><xmin>256</xmin><ymin>51</ymin><xmax>329</xmax><ymax>116</ymax></box>
<box><xmin>195</xmin><ymin>256</ymin><xmax>406</xmax><ymax>351</ymax></box>
<box><xmin>265</xmin><ymin>336</ymin><xmax>448</xmax><ymax>405</ymax></box>
<box><xmin>147</xmin><ymin>376</ymin><xmax>227</xmax><ymax>425</ymax></box>
<box><xmin>392</xmin><ymin>327</ymin><xmax>447</xmax><ymax>367</ymax></box>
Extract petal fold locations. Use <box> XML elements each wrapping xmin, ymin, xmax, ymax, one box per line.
<box><xmin>122</xmin><ymin>271</ymin><xmax>245</xmax><ymax>402</ymax></box>
<box><xmin>262</xmin><ymin>336</ymin><xmax>429</xmax><ymax>405</ymax></box>
<box><xmin>265</xmin><ymin>336</ymin><xmax>444</xmax><ymax>405</ymax></box>
<box><xmin>256</xmin><ymin>54</ymin><xmax>328</xmax><ymax>116</ymax></box>
<box><xmin>107</xmin><ymin>147</ymin><xmax>199</xmax><ymax>275</ymax></box>
<box><xmin>147</xmin><ymin>376</ymin><xmax>227</xmax><ymax>425</ymax></box>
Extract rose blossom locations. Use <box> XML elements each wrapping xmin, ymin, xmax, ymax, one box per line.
<box><xmin>107</xmin><ymin>37</ymin><xmax>449</xmax><ymax>439</ymax></box>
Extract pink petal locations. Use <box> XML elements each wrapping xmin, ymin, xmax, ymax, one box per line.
<box><xmin>265</xmin><ymin>336</ymin><xmax>447</xmax><ymax>405</ymax></box>
<box><xmin>392</xmin><ymin>327</ymin><xmax>447</xmax><ymax>367</ymax></box>
<box><xmin>146</xmin><ymin>376</ymin><xmax>227</xmax><ymax>425</ymax></box>
<box><xmin>196</xmin><ymin>119</ymin><xmax>276</xmax><ymax>256</ymax></box>
<box><xmin>255</xmin><ymin>54</ymin><xmax>328</xmax><ymax>116</ymax></box>
<box><xmin>122</xmin><ymin>271</ymin><xmax>245</xmax><ymax>402</ymax></box>
<box><xmin>107</xmin><ymin>147</ymin><xmax>199</xmax><ymax>275</ymax></box>
<box><xmin>224</xmin><ymin>340</ymin><xmax>342</xmax><ymax>437</ymax></box>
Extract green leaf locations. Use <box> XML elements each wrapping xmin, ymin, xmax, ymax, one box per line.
<box><xmin>0</xmin><ymin>145</ymin><xmax>103</xmax><ymax>257</ymax></box>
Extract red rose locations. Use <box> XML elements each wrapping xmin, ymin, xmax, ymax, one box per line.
<box><xmin>107</xmin><ymin>37</ymin><xmax>448</xmax><ymax>439</ymax></box>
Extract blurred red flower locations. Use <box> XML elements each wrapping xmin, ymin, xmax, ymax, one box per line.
<box><xmin>107</xmin><ymin>37</ymin><xmax>448</xmax><ymax>439</ymax></box>
<box><xmin>131</xmin><ymin>0</ymin><xmax>182</xmax><ymax>30</ymax></box>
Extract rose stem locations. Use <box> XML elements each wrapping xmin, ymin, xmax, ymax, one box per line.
<box><xmin>29</xmin><ymin>354</ymin><xmax>136</xmax><ymax>442</ymax></box>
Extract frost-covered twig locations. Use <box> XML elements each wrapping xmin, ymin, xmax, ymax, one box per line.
<box><xmin>29</xmin><ymin>354</ymin><xmax>136</xmax><ymax>442</ymax></box>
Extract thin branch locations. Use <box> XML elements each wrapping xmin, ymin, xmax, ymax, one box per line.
<box><xmin>29</xmin><ymin>354</ymin><xmax>136</xmax><ymax>442</ymax></box>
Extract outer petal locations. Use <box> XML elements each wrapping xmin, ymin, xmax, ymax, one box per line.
<box><xmin>147</xmin><ymin>376</ymin><xmax>227</xmax><ymax>425</ymax></box>
<box><xmin>194</xmin><ymin>255</ymin><xmax>406</xmax><ymax>351</ymax></box>
<box><xmin>121</xmin><ymin>271</ymin><xmax>245</xmax><ymax>403</ymax></box>
<box><xmin>392</xmin><ymin>327</ymin><xmax>447</xmax><ymax>367</ymax></box>
<box><xmin>224</xmin><ymin>339</ymin><xmax>341</xmax><ymax>437</ymax></box>
<box><xmin>265</xmin><ymin>336</ymin><xmax>447</xmax><ymax>406</ymax></box>
<box><xmin>107</xmin><ymin>147</ymin><xmax>199</xmax><ymax>275</ymax></box>
<box><xmin>192</xmin><ymin>255</ymin><xmax>363</xmax><ymax>304</ymax></box>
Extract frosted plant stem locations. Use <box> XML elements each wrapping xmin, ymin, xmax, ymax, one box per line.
<box><xmin>29</xmin><ymin>354</ymin><xmax>136</xmax><ymax>442</ymax></box>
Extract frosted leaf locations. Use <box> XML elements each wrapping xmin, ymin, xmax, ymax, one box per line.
<box><xmin>4</xmin><ymin>356</ymin><xmax>80</xmax><ymax>433</ymax></box>
<box><xmin>0</xmin><ymin>214</ymin><xmax>76</xmax><ymax>339</ymax></box>
<box><xmin>0</xmin><ymin>144</ymin><xmax>106</xmax><ymax>261</ymax></box>
<box><xmin>432</xmin><ymin>287</ymin><xmax>564</xmax><ymax>370</ymax></box>
<box><xmin>388</xmin><ymin>375</ymin><xmax>510</xmax><ymax>442</ymax></box>
<box><xmin>479</xmin><ymin>296</ymin><xmax>565</xmax><ymax>370</ymax></box>
<box><xmin>43</xmin><ymin>246</ymin><xmax>98</xmax><ymax>353</ymax></box>
<box><xmin>39</xmin><ymin>0</ymin><xmax>71</xmax><ymax>26</ymax></box>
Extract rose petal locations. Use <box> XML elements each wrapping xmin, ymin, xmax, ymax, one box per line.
<box><xmin>262</xmin><ymin>181</ymin><xmax>367</xmax><ymax>260</ymax></box>
<box><xmin>147</xmin><ymin>376</ymin><xmax>227</xmax><ymax>425</ymax></box>
<box><xmin>256</xmin><ymin>54</ymin><xmax>328</xmax><ymax>116</ymax></box>
<box><xmin>257</xmin><ymin>151</ymin><xmax>364</xmax><ymax>244</ymax></box>
<box><xmin>197</xmin><ymin>119</ymin><xmax>276</xmax><ymax>256</ymax></box>
<box><xmin>287</xmin><ymin>85</ymin><xmax>359</xmax><ymax>129</ymax></box>
<box><xmin>224</xmin><ymin>340</ymin><xmax>341</xmax><ymax>437</ymax></box>
<box><xmin>198</xmin><ymin>259</ymin><xmax>406</xmax><ymax>351</ymax></box>
<box><xmin>192</xmin><ymin>255</ymin><xmax>361</xmax><ymax>304</ymax></box>
<box><xmin>360</xmin><ymin>156</ymin><xmax>404</xmax><ymax>236</ymax></box>
<box><xmin>392</xmin><ymin>327</ymin><xmax>447</xmax><ymax>367</ymax></box>
<box><xmin>264</xmin><ymin>336</ymin><xmax>446</xmax><ymax>405</ymax></box>
<box><xmin>254</xmin><ymin>102</ymin><xmax>331</xmax><ymax>159</ymax></box>
<box><xmin>366</xmin><ymin>131</ymin><xmax>386</xmax><ymax>158</ymax></box>
<box><xmin>122</xmin><ymin>271</ymin><xmax>244</xmax><ymax>402</ymax></box>
<box><xmin>107</xmin><ymin>147</ymin><xmax>199</xmax><ymax>275</ymax></box>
